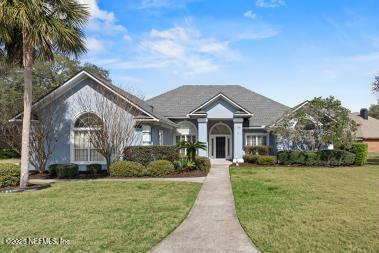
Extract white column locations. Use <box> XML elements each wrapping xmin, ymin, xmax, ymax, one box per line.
<box><xmin>197</xmin><ymin>118</ymin><xmax>208</xmax><ymax>157</ymax></box>
<box><xmin>233</xmin><ymin>118</ymin><xmax>244</xmax><ymax>163</ymax></box>
<box><xmin>142</xmin><ymin>125</ymin><xmax>152</xmax><ymax>146</ymax></box>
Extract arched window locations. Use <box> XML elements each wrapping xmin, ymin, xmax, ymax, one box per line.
<box><xmin>176</xmin><ymin>121</ymin><xmax>197</xmax><ymax>155</ymax></box>
<box><xmin>73</xmin><ymin>113</ymin><xmax>104</xmax><ymax>162</ymax></box>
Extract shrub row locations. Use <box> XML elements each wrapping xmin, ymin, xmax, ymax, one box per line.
<box><xmin>48</xmin><ymin>164</ymin><xmax>79</xmax><ymax>179</ymax></box>
<box><xmin>277</xmin><ymin>150</ymin><xmax>356</xmax><ymax>166</ymax></box>
<box><xmin>350</xmin><ymin>143</ymin><xmax>368</xmax><ymax>166</ymax></box>
<box><xmin>109</xmin><ymin>160</ymin><xmax>175</xmax><ymax>177</ymax></box>
<box><xmin>0</xmin><ymin>149</ymin><xmax>20</xmax><ymax>159</ymax></box>
<box><xmin>244</xmin><ymin>145</ymin><xmax>272</xmax><ymax>155</ymax></box>
<box><xmin>0</xmin><ymin>163</ymin><xmax>20</xmax><ymax>188</ymax></box>
<box><xmin>124</xmin><ymin>146</ymin><xmax>179</xmax><ymax>166</ymax></box>
<box><xmin>243</xmin><ymin>154</ymin><xmax>277</xmax><ymax>165</ymax></box>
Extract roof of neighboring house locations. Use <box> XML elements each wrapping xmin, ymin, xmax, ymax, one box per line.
<box><xmin>350</xmin><ymin>113</ymin><xmax>379</xmax><ymax>140</ymax></box>
<box><xmin>146</xmin><ymin>85</ymin><xmax>289</xmax><ymax>126</ymax></box>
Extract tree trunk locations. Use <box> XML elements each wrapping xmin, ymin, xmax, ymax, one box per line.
<box><xmin>19</xmin><ymin>35</ymin><xmax>33</xmax><ymax>188</ymax></box>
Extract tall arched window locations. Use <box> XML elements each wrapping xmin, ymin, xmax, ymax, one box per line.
<box><xmin>73</xmin><ymin>113</ymin><xmax>104</xmax><ymax>162</ymax></box>
<box><xmin>176</xmin><ymin>121</ymin><xmax>197</xmax><ymax>155</ymax></box>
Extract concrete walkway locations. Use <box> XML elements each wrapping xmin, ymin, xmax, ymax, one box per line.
<box><xmin>29</xmin><ymin>177</ymin><xmax>205</xmax><ymax>184</ymax></box>
<box><xmin>150</xmin><ymin>161</ymin><xmax>259</xmax><ymax>253</ymax></box>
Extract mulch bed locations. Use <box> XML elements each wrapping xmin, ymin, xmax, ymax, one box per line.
<box><xmin>28</xmin><ymin>170</ymin><xmax>207</xmax><ymax>180</ymax></box>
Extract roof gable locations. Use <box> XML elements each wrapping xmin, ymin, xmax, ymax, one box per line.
<box><xmin>10</xmin><ymin>71</ymin><xmax>176</xmax><ymax>127</ymax></box>
<box><xmin>188</xmin><ymin>93</ymin><xmax>252</xmax><ymax>117</ymax></box>
<box><xmin>147</xmin><ymin>85</ymin><xmax>289</xmax><ymax>125</ymax></box>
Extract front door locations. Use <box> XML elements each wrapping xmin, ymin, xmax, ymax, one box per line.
<box><xmin>216</xmin><ymin>136</ymin><xmax>226</xmax><ymax>158</ymax></box>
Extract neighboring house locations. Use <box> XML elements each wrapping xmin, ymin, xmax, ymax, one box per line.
<box><xmin>350</xmin><ymin>109</ymin><xmax>379</xmax><ymax>152</ymax></box>
<box><xmin>11</xmin><ymin>70</ymin><xmax>289</xmax><ymax>170</ymax></box>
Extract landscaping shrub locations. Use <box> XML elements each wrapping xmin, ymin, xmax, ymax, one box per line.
<box><xmin>304</xmin><ymin>151</ymin><xmax>320</xmax><ymax>166</ymax></box>
<box><xmin>319</xmin><ymin>150</ymin><xmax>356</xmax><ymax>166</ymax></box>
<box><xmin>0</xmin><ymin>149</ymin><xmax>19</xmax><ymax>159</ymax></box>
<box><xmin>146</xmin><ymin>160</ymin><xmax>175</xmax><ymax>177</ymax></box>
<box><xmin>124</xmin><ymin>146</ymin><xmax>179</xmax><ymax>166</ymax></box>
<box><xmin>350</xmin><ymin>143</ymin><xmax>368</xmax><ymax>166</ymax></box>
<box><xmin>48</xmin><ymin>163</ymin><xmax>78</xmax><ymax>179</ymax></box>
<box><xmin>87</xmin><ymin>164</ymin><xmax>102</xmax><ymax>175</ymax></box>
<box><xmin>0</xmin><ymin>163</ymin><xmax>20</xmax><ymax>188</ymax></box>
<box><xmin>277</xmin><ymin>151</ymin><xmax>290</xmax><ymax>165</ymax></box>
<box><xmin>244</xmin><ymin>145</ymin><xmax>272</xmax><ymax>155</ymax></box>
<box><xmin>288</xmin><ymin>150</ymin><xmax>306</xmax><ymax>165</ymax></box>
<box><xmin>195</xmin><ymin>156</ymin><xmax>211</xmax><ymax>173</ymax></box>
<box><xmin>109</xmin><ymin>161</ymin><xmax>145</xmax><ymax>177</ymax></box>
<box><xmin>243</xmin><ymin>154</ymin><xmax>259</xmax><ymax>164</ymax></box>
<box><xmin>174</xmin><ymin>158</ymin><xmax>196</xmax><ymax>171</ymax></box>
<box><xmin>277</xmin><ymin>150</ymin><xmax>355</xmax><ymax>167</ymax></box>
<box><xmin>257</xmin><ymin>155</ymin><xmax>277</xmax><ymax>165</ymax></box>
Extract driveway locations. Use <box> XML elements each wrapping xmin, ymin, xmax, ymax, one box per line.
<box><xmin>150</xmin><ymin>161</ymin><xmax>259</xmax><ymax>253</ymax></box>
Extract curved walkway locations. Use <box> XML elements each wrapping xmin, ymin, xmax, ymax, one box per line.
<box><xmin>150</xmin><ymin>161</ymin><xmax>259</xmax><ymax>253</ymax></box>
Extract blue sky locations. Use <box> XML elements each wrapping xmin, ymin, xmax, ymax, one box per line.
<box><xmin>80</xmin><ymin>0</ymin><xmax>379</xmax><ymax>111</ymax></box>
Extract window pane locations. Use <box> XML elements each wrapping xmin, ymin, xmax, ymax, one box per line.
<box><xmin>90</xmin><ymin>149</ymin><xmax>104</xmax><ymax>161</ymax></box>
<box><xmin>75</xmin><ymin>149</ymin><xmax>88</xmax><ymax>161</ymax></box>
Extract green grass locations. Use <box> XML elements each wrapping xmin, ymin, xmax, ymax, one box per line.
<box><xmin>230</xmin><ymin>166</ymin><xmax>379</xmax><ymax>253</ymax></box>
<box><xmin>0</xmin><ymin>181</ymin><xmax>201</xmax><ymax>253</ymax></box>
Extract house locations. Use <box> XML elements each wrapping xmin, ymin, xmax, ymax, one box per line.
<box><xmin>11</xmin><ymin>70</ymin><xmax>289</xmax><ymax>170</ymax></box>
<box><xmin>350</xmin><ymin>109</ymin><xmax>379</xmax><ymax>152</ymax></box>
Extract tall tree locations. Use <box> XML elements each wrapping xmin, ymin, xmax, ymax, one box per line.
<box><xmin>271</xmin><ymin>96</ymin><xmax>357</xmax><ymax>151</ymax></box>
<box><xmin>369</xmin><ymin>104</ymin><xmax>379</xmax><ymax>119</ymax></box>
<box><xmin>373</xmin><ymin>75</ymin><xmax>379</xmax><ymax>93</ymax></box>
<box><xmin>0</xmin><ymin>0</ymin><xmax>89</xmax><ymax>188</ymax></box>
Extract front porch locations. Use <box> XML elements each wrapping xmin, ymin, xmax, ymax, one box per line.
<box><xmin>197</xmin><ymin>118</ymin><xmax>245</xmax><ymax>162</ymax></box>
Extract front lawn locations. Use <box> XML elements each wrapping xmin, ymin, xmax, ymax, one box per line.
<box><xmin>230</xmin><ymin>166</ymin><xmax>379</xmax><ymax>253</ymax></box>
<box><xmin>0</xmin><ymin>181</ymin><xmax>201</xmax><ymax>252</ymax></box>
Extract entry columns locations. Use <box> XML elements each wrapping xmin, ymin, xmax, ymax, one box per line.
<box><xmin>233</xmin><ymin>118</ymin><xmax>244</xmax><ymax>163</ymax></box>
<box><xmin>197</xmin><ymin>118</ymin><xmax>208</xmax><ymax>157</ymax></box>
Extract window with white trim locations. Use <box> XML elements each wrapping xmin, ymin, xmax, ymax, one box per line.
<box><xmin>73</xmin><ymin>113</ymin><xmax>105</xmax><ymax>162</ymax></box>
<box><xmin>175</xmin><ymin>121</ymin><xmax>197</xmax><ymax>155</ymax></box>
<box><xmin>246</xmin><ymin>134</ymin><xmax>268</xmax><ymax>146</ymax></box>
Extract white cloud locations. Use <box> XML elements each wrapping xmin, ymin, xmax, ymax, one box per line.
<box><xmin>138</xmin><ymin>25</ymin><xmax>233</xmax><ymax>73</ymax></box>
<box><xmin>244</xmin><ymin>10</ymin><xmax>257</xmax><ymax>19</ymax></box>
<box><xmin>78</xmin><ymin>0</ymin><xmax>127</xmax><ymax>34</ymax></box>
<box><xmin>256</xmin><ymin>0</ymin><xmax>286</xmax><ymax>8</ymax></box>
<box><xmin>137</xmin><ymin>0</ymin><xmax>194</xmax><ymax>9</ymax></box>
<box><xmin>123</xmin><ymin>34</ymin><xmax>132</xmax><ymax>41</ymax></box>
<box><xmin>85</xmin><ymin>37</ymin><xmax>105</xmax><ymax>52</ymax></box>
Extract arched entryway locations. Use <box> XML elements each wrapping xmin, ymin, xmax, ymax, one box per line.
<box><xmin>209</xmin><ymin>122</ymin><xmax>232</xmax><ymax>159</ymax></box>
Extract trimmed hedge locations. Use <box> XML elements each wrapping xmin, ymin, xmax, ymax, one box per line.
<box><xmin>0</xmin><ymin>149</ymin><xmax>19</xmax><ymax>159</ymax></box>
<box><xmin>350</xmin><ymin>143</ymin><xmax>368</xmax><ymax>166</ymax></box>
<box><xmin>109</xmin><ymin>161</ymin><xmax>145</xmax><ymax>177</ymax></box>
<box><xmin>244</xmin><ymin>145</ymin><xmax>272</xmax><ymax>155</ymax></box>
<box><xmin>257</xmin><ymin>155</ymin><xmax>277</xmax><ymax>165</ymax></box>
<box><xmin>278</xmin><ymin>150</ymin><xmax>356</xmax><ymax>166</ymax></box>
<box><xmin>195</xmin><ymin>156</ymin><xmax>211</xmax><ymax>173</ymax></box>
<box><xmin>243</xmin><ymin>154</ymin><xmax>259</xmax><ymax>164</ymax></box>
<box><xmin>87</xmin><ymin>164</ymin><xmax>102</xmax><ymax>175</ymax></box>
<box><xmin>48</xmin><ymin>163</ymin><xmax>79</xmax><ymax>179</ymax></box>
<box><xmin>146</xmin><ymin>160</ymin><xmax>175</xmax><ymax>177</ymax></box>
<box><xmin>124</xmin><ymin>146</ymin><xmax>179</xmax><ymax>166</ymax></box>
<box><xmin>0</xmin><ymin>163</ymin><xmax>20</xmax><ymax>188</ymax></box>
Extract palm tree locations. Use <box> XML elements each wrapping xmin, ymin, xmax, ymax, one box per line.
<box><xmin>177</xmin><ymin>140</ymin><xmax>207</xmax><ymax>162</ymax></box>
<box><xmin>0</xmin><ymin>0</ymin><xmax>89</xmax><ymax>188</ymax></box>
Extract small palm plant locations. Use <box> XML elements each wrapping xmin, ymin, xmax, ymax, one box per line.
<box><xmin>176</xmin><ymin>140</ymin><xmax>207</xmax><ymax>162</ymax></box>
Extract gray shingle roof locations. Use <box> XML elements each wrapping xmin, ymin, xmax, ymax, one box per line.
<box><xmin>350</xmin><ymin>113</ymin><xmax>379</xmax><ymax>139</ymax></box>
<box><xmin>146</xmin><ymin>85</ymin><xmax>289</xmax><ymax>126</ymax></box>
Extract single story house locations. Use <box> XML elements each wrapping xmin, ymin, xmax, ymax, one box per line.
<box><xmin>350</xmin><ymin>109</ymin><xmax>379</xmax><ymax>152</ymax></box>
<box><xmin>12</xmin><ymin>70</ymin><xmax>291</xmax><ymax>170</ymax></box>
